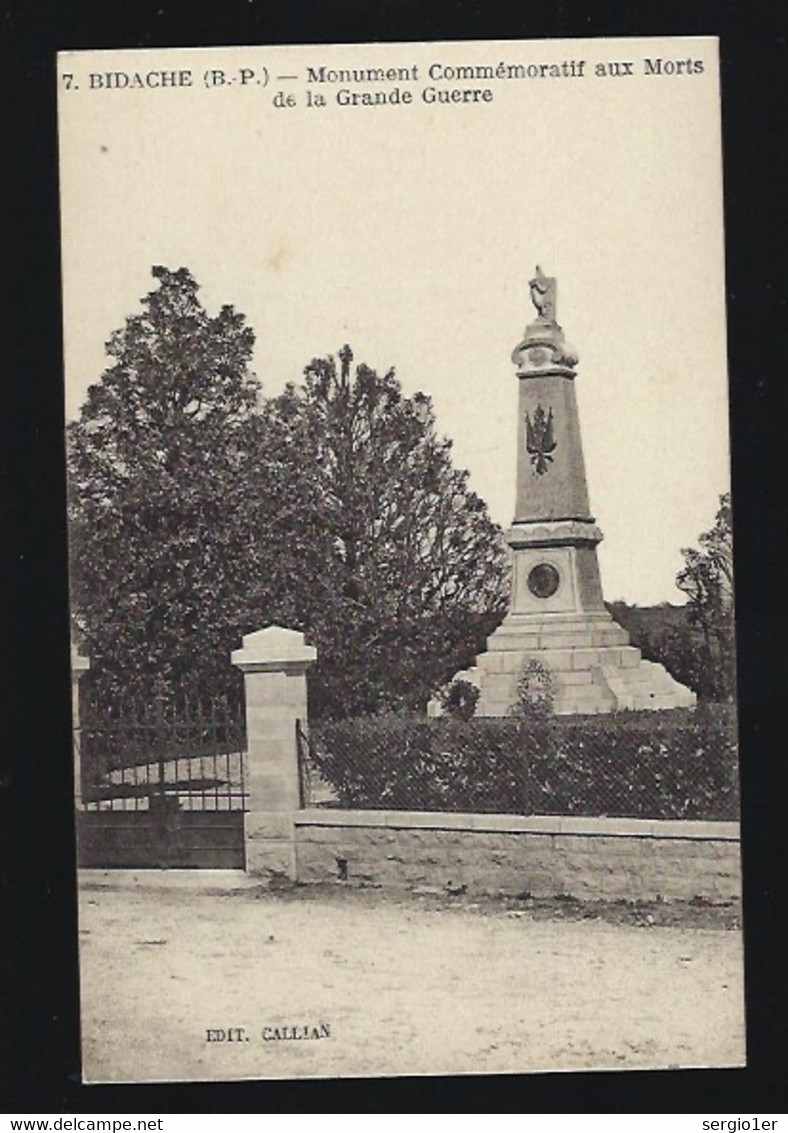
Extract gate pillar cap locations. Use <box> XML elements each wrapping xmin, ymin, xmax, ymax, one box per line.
<box><xmin>231</xmin><ymin>625</ymin><xmax>317</xmax><ymax>673</ymax></box>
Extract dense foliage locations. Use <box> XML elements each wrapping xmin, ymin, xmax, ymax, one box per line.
<box><xmin>306</xmin><ymin>706</ymin><xmax>739</xmax><ymax>820</ymax></box>
<box><xmin>68</xmin><ymin>267</ymin><xmax>263</xmax><ymax>701</ymax></box>
<box><xmin>607</xmin><ymin>496</ymin><xmax>735</xmax><ymax>702</ymax></box>
<box><xmin>608</xmin><ymin>500</ymin><xmax>735</xmax><ymax>703</ymax></box>
<box><xmin>260</xmin><ymin>345</ymin><xmax>509</xmax><ymax>716</ymax></box>
<box><xmin>676</xmin><ymin>493</ymin><xmax>735</xmax><ymax>701</ymax></box>
<box><xmin>69</xmin><ymin>268</ymin><xmax>509</xmax><ymax>715</ymax></box>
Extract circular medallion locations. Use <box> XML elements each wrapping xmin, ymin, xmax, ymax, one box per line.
<box><xmin>527</xmin><ymin>562</ymin><xmax>560</xmax><ymax>599</ymax></box>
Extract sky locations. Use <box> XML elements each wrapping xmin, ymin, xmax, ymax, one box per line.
<box><xmin>58</xmin><ymin>37</ymin><xmax>730</xmax><ymax>605</ymax></box>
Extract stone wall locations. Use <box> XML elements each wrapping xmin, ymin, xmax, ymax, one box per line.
<box><xmin>294</xmin><ymin>811</ymin><xmax>740</xmax><ymax>902</ymax></box>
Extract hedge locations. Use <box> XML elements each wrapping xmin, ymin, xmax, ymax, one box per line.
<box><xmin>305</xmin><ymin>705</ymin><xmax>739</xmax><ymax>820</ymax></box>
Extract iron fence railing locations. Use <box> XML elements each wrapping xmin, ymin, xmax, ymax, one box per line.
<box><xmin>79</xmin><ymin>692</ymin><xmax>248</xmax><ymax>813</ymax></box>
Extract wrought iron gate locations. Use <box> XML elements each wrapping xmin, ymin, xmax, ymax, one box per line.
<box><xmin>76</xmin><ymin>691</ymin><xmax>248</xmax><ymax>869</ymax></box>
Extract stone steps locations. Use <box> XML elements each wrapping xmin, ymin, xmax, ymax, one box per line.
<box><xmin>439</xmin><ymin>619</ymin><xmax>696</xmax><ymax>717</ymax></box>
<box><xmin>600</xmin><ymin>660</ymin><xmax>696</xmax><ymax>711</ymax></box>
<box><xmin>455</xmin><ymin>649</ymin><xmax>695</xmax><ymax>717</ymax></box>
<box><xmin>488</xmin><ymin>619</ymin><xmax>630</xmax><ymax>652</ymax></box>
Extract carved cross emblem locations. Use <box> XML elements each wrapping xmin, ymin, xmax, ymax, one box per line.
<box><xmin>525</xmin><ymin>405</ymin><xmax>556</xmax><ymax>474</ymax></box>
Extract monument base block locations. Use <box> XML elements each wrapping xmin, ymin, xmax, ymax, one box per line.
<box><xmin>455</xmin><ymin>611</ymin><xmax>696</xmax><ymax>717</ymax></box>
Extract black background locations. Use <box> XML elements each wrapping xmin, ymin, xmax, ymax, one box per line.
<box><xmin>3</xmin><ymin>0</ymin><xmax>787</xmax><ymax>1114</ymax></box>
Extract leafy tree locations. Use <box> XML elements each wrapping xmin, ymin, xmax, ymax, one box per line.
<box><xmin>260</xmin><ymin>346</ymin><xmax>510</xmax><ymax>717</ymax></box>
<box><xmin>607</xmin><ymin>493</ymin><xmax>735</xmax><ymax>701</ymax></box>
<box><xmin>609</xmin><ymin>602</ymin><xmax>712</xmax><ymax>700</ymax></box>
<box><xmin>67</xmin><ymin>266</ymin><xmax>268</xmax><ymax>701</ymax></box>
<box><xmin>69</xmin><ymin>273</ymin><xmax>509</xmax><ymax>717</ymax></box>
<box><xmin>676</xmin><ymin>492</ymin><xmax>735</xmax><ymax>701</ymax></box>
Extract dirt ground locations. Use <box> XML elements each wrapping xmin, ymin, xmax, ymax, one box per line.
<box><xmin>78</xmin><ymin>872</ymin><xmax>746</xmax><ymax>1083</ymax></box>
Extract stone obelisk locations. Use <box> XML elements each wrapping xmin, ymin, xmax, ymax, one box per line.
<box><xmin>466</xmin><ymin>267</ymin><xmax>696</xmax><ymax>715</ymax></box>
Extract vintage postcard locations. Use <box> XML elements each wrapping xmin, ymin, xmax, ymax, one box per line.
<box><xmin>58</xmin><ymin>37</ymin><xmax>743</xmax><ymax>1083</ymax></box>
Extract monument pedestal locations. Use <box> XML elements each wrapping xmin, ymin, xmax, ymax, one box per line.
<box><xmin>452</xmin><ymin>268</ymin><xmax>695</xmax><ymax>717</ymax></box>
<box><xmin>461</xmin><ymin>540</ymin><xmax>696</xmax><ymax>717</ymax></box>
<box><xmin>466</xmin><ymin>616</ymin><xmax>696</xmax><ymax>717</ymax></box>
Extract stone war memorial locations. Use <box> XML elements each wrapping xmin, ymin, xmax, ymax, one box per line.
<box><xmin>456</xmin><ymin>267</ymin><xmax>696</xmax><ymax>716</ymax></box>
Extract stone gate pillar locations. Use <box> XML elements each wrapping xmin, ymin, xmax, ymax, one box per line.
<box><xmin>71</xmin><ymin>642</ymin><xmax>90</xmax><ymax>809</ymax></box>
<box><xmin>231</xmin><ymin>626</ymin><xmax>317</xmax><ymax>881</ymax></box>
